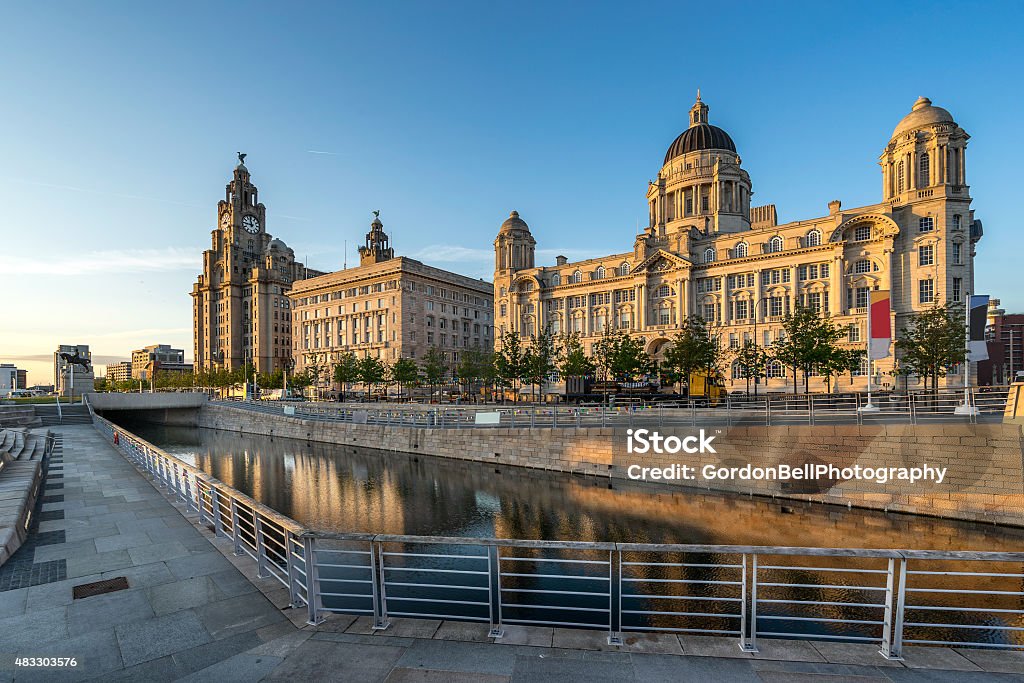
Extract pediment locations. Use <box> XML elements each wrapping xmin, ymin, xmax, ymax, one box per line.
<box><xmin>632</xmin><ymin>250</ymin><xmax>691</xmax><ymax>274</ymax></box>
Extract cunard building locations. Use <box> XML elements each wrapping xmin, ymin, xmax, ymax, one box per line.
<box><xmin>191</xmin><ymin>156</ymin><xmax>324</xmax><ymax>374</ymax></box>
<box><xmin>493</xmin><ymin>95</ymin><xmax>982</xmax><ymax>391</ymax></box>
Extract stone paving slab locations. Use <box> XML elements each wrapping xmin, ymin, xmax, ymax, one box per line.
<box><xmin>2</xmin><ymin>424</ymin><xmax>1022</xmax><ymax>683</ymax></box>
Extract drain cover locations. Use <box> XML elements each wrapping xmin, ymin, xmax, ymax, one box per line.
<box><xmin>72</xmin><ymin>576</ymin><xmax>130</xmax><ymax>599</ymax></box>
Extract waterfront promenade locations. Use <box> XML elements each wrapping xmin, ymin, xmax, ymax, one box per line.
<box><xmin>1</xmin><ymin>426</ymin><xmax>1023</xmax><ymax>681</ymax></box>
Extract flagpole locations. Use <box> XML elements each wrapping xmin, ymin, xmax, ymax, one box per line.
<box><xmin>860</xmin><ymin>293</ymin><xmax>879</xmax><ymax>413</ymax></box>
<box><xmin>955</xmin><ymin>291</ymin><xmax>978</xmax><ymax>416</ymax></box>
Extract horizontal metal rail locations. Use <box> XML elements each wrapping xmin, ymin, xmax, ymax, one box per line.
<box><xmin>88</xmin><ymin>408</ymin><xmax>1024</xmax><ymax>659</ymax></box>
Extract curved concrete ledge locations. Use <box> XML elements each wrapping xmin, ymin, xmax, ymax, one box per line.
<box><xmin>0</xmin><ymin>457</ymin><xmax>43</xmax><ymax>566</ymax></box>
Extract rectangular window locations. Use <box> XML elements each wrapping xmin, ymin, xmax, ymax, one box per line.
<box><xmin>820</xmin><ymin>263</ymin><xmax>830</xmax><ymax>278</ymax></box>
<box><xmin>854</xmin><ymin>225</ymin><xmax>871</xmax><ymax>241</ymax></box>
<box><xmin>734</xmin><ymin>299</ymin><xmax>749</xmax><ymax>319</ymax></box>
<box><xmin>952</xmin><ymin>243</ymin><xmax>962</xmax><ymax>265</ymax></box>
<box><xmin>768</xmin><ymin>296</ymin><xmax>783</xmax><ymax>317</ymax></box>
<box><xmin>848</xmin><ymin>323</ymin><xmax>860</xmax><ymax>342</ymax></box>
<box><xmin>952</xmin><ymin>277</ymin><xmax>962</xmax><ymax>303</ymax></box>
<box><xmin>919</xmin><ymin>217</ymin><xmax>934</xmax><ymax>232</ymax></box>
<box><xmin>919</xmin><ymin>279</ymin><xmax>934</xmax><ymax>304</ymax></box>
<box><xmin>919</xmin><ymin>245</ymin><xmax>934</xmax><ymax>266</ymax></box>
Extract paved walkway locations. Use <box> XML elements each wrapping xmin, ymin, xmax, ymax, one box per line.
<box><xmin>0</xmin><ymin>425</ymin><xmax>1023</xmax><ymax>682</ymax></box>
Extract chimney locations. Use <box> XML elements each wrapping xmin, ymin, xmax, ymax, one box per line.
<box><xmin>556</xmin><ymin>255</ymin><xmax>568</xmax><ymax>266</ymax></box>
<box><xmin>828</xmin><ymin>199</ymin><xmax>841</xmax><ymax>215</ymax></box>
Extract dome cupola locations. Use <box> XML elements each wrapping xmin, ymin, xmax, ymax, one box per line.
<box><xmin>663</xmin><ymin>92</ymin><xmax>737</xmax><ymax>163</ymax></box>
<box><xmin>892</xmin><ymin>96</ymin><xmax>955</xmax><ymax>138</ymax></box>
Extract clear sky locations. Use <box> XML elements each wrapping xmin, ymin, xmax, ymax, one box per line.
<box><xmin>2</xmin><ymin>1</ymin><xmax>1022</xmax><ymax>386</ymax></box>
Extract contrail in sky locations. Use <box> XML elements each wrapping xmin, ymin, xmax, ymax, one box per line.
<box><xmin>306</xmin><ymin>150</ymin><xmax>339</xmax><ymax>155</ymax></box>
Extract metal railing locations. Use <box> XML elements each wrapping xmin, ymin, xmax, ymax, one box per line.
<box><xmin>87</xmin><ymin>410</ymin><xmax>1024</xmax><ymax>659</ymax></box>
<box><xmin>212</xmin><ymin>386</ymin><xmax>1010</xmax><ymax>429</ymax></box>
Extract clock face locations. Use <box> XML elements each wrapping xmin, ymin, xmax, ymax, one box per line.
<box><xmin>242</xmin><ymin>215</ymin><xmax>260</xmax><ymax>233</ymax></box>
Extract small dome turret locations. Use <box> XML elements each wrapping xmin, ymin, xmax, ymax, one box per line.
<box><xmin>892</xmin><ymin>97</ymin><xmax>955</xmax><ymax>138</ymax></box>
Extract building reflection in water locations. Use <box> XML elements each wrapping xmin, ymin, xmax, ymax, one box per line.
<box><xmin>133</xmin><ymin>424</ymin><xmax>1024</xmax><ymax>552</ymax></box>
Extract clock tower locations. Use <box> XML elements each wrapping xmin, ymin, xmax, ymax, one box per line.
<box><xmin>191</xmin><ymin>154</ymin><xmax>324</xmax><ymax>376</ymax></box>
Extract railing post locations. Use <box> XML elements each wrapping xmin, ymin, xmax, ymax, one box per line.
<box><xmin>608</xmin><ymin>549</ymin><xmax>622</xmax><ymax>645</ymax></box>
<box><xmin>530</xmin><ymin>407</ymin><xmax>536</xmax><ymax>429</ymax></box>
<box><xmin>748</xmin><ymin>553</ymin><xmax>759</xmax><ymax>652</ymax></box>
<box><xmin>285</xmin><ymin>531</ymin><xmax>303</xmax><ymax>608</ymax></box>
<box><xmin>487</xmin><ymin>544</ymin><xmax>503</xmax><ymax>638</ymax></box>
<box><xmin>230</xmin><ymin>499</ymin><xmax>243</xmax><ymax>556</ymax></box>
<box><xmin>809</xmin><ymin>394</ymin><xmax>815</xmax><ymax>426</ymax></box>
<box><xmin>211</xmin><ymin>488</ymin><xmax>224</xmax><ymax>537</ymax></box>
<box><xmin>254</xmin><ymin>513</ymin><xmax>269</xmax><ymax>578</ymax></box>
<box><xmin>739</xmin><ymin>553</ymin><xmax>757</xmax><ymax>652</ymax></box>
<box><xmin>890</xmin><ymin>557</ymin><xmax>907</xmax><ymax>660</ymax></box>
<box><xmin>302</xmin><ymin>534</ymin><xmax>325</xmax><ymax>625</ymax></box>
<box><xmin>195</xmin><ymin>480</ymin><xmax>207</xmax><ymax>525</ymax></box>
<box><xmin>371</xmin><ymin>540</ymin><xmax>390</xmax><ymax>630</ymax></box>
<box><xmin>856</xmin><ymin>393</ymin><xmax>864</xmax><ymax>425</ymax></box>
<box><xmin>880</xmin><ymin>556</ymin><xmax>904</xmax><ymax>660</ymax></box>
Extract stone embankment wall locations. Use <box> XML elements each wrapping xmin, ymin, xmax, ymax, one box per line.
<box><xmin>198</xmin><ymin>404</ymin><xmax>1024</xmax><ymax>526</ymax></box>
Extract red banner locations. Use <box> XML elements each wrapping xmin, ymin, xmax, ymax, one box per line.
<box><xmin>869</xmin><ymin>290</ymin><xmax>891</xmax><ymax>359</ymax></box>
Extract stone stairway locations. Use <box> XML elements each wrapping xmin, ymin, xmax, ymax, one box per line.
<box><xmin>33</xmin><ymin>403</ymin><xmax>93</xmax><ymax>426</ymax></box>
<box><xmin>0</xmin><ymin>426</ymin><xmax>53</xmax><ymax>461</ymax></box>
<box><xmin>0</xmin><ymin>405</ymin><xmax>42</xmax><ymax>428</ymax></box>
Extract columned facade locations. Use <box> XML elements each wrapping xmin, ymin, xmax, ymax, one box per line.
<box><xmin>493</xmin><ymin>96</ymin><xmax>982</xmax><ymax>393</ymax></box>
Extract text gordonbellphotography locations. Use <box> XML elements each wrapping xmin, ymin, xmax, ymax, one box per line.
<box><xmin>623</xmin><ymin>428</ymin><xmax>948</xmax><ymax>484</ymax></box>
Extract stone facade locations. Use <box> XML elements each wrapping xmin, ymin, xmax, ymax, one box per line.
<box><xmin>288</xmin><ymin>215</ymin><xmax>494</xmax><ymax>387</ymax></box>
<box><xmin>191</xmin><ymin>157</ymin><xmax>324</xmax><ymax>374</ymax></box>
<box><xmin>493</xmin><ymin>96</ymin><xmax>983</xmax><ymax>393</ymax></box>
<box><xmin>106</xmin><ymin>361</ymin><xmax>132</xmax><ymax>384</ymax></box>
<box><xmin>130</xmin><ymin>344</ymin><xmax>191</xmax><ymax>380</ymax></box>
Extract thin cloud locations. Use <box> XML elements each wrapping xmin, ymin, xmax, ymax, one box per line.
<box><xmin>0</xmin><ymin>177</ymin><xmax>206</xmax><ymax>209</ymax></box>
<box><xmin>8</xmin><ymin>247</ymin><xmax>200</xmax><ymax>276</ymax></box>
<box><xmin>306</xmin><ymin>150</ymin><xmax>339</xmax><ymax>156</ymax></box>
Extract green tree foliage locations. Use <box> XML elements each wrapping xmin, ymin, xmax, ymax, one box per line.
<box><xmin>593</xmin><ymin>326</ymin><xmax>652</xmax><ymax>384</ymax></box>
<box><xmin>895</xmin><ymin>302</ymin><xmax>967</xmax><ymax>391</ymax></box>
<box><xmin>333</xmin><ymin>351</ymin><xmax>360</xmax><ymax>401</ymax></box>
<box><xmin>391</xmin><ymin>357</ymin><xmax>419</xmax><ymax>401</ymax></box>
<box><xmin>556</xmin><ymin>333</ymin><xmax>595</xmax><ymax>383</ymax></box>
<box><xmin>663</xmin><ymin>316</ymin><xmax>717</xmax><ymax>393</ymax></box>
<box><xmin>421</xmin><ymin>346</ymin><xmax>449</xmax><ymax>399</ymax></box>
<box><xmin>493</xmin><ymin>330</ymin><xmax>525</xmax><ymax>400</ymax></box>
<box><xmin>772</xmin><ymin>306</ymin><xmax>845</xmax><ymax>394</ymax></box>
<box><xmin>732</xmin><ymin>341</ymin><xmax>768</xmax><ymax>395</ymax></box>
<box><xmin>455</xmin><ymin>347</ymin><xmax>489</xmax><ymax>400</ymax></box>
<box><xmin>522</xmin><ymin>329</ymin><xmax>557</xmax><ymax>400</ymax></box>
<box><xmin>356</xmin><ymin>355</ymin><xmax>386</xmax><ymax>395</ymax></box>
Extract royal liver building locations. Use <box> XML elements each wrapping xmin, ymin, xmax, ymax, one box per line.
<box><xmin>493</xmin><ymin>95</ymin><xmax>981</xmax><ymax>392</ymax></box>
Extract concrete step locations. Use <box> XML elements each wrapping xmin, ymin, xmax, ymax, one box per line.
<box><xmin>0</xmin><ymin>405</ymin><xmax>39</xmax><ymax>428</ymax></box>
<box><xmin>34</xmin><ymin>404</ymin><xmax>91</xmax><ymax>426</ymax></box>
<box><xmin>10</xmin><ymin>431</ymin><xmax>25</xmax><ymax>460</ymax></box>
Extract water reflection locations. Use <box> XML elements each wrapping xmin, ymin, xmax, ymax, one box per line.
<box><xmin>131</xmin><ymin>424</ymin><xmax>1024</xmax><ymax>551</ymax></box>
<box><xmin>127</xmin><ymin>423</ymin><xmax>1024</xmax><ymax>646</ymax></box>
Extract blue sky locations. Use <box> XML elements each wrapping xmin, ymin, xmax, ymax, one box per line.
<box><xmin>2</xmin><ymin>1</ymin><xmax>1022</xmax><ymax>385</ymax></box>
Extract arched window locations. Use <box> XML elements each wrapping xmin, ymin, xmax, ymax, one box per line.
<box><xmin>805</xmin><ymin>230</ymin><xmax>821</xmax><ymax>247</ymax></box>
<box><xmin>594</xmin><ymin>266</ymin><xmax>605</xmax><ymax>280</ymax></box>
<box><xmin>550</xmin><ymin>273</ymin><xmax>560</xmax><ymax>286</ymax></box>
<box><xmin>572</xmin><ymin>270</ymin><xmax>582</xmax><ymax>284</ymax></box>
<box><xmin>731</xmin><ymin>360</ymin><xmax>744</xmax><ymax>380</ymax></box>
<box><xmin>854</xmin><ymin>259</ymin><xmax>872</xmax><ymax>274</ymax></box>
<box><xmin>734</xmin><ymin>242</ymin><xmax>748</xmax><ymax>258</ymax></box>
<box><xmin>897</xmin><ymin>161</ymin><xmax>905</xmax><ymax>192</ymax></box>
<box><xmin>767</xmin><ymin>236</ymin><xmax>783</xmax><ymax>253</ymax></box>
<box><xmin>703</xmin><ymin>247</ymin><xmax>716</xmax><ymax>263</ymax></box>
<box><xmin>619</xmin><ymin>262</ymin><xmax>630</xmax><ymax>276</ymax></box>
<box><xmin>919</xmin><ymin>152</ymin><xmax>930</xmax><ymax>187</ymax></box>
<box><xmin>767</xmin><ymin>360</ymin><xmax>784</xmax><ymax>378</ymax></box>
<box><xmin>655</xmin><ymin>284</ymin><xmax>671</xmax><ymax>298</ymax></box>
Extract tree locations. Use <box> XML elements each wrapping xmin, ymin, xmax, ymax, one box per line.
<box><xmin>421</xmin><ymin>346</ymin><xmax>448</xmax><ymax>401</ymax></box>
<box><xmin>818</xmin><ymin>347</ymin><xmax>862</xmax><ymax>394</ymax></box>
<box><xmin>523</xmin><ymin>330</ymin><xmax>558</xmax><ymax>401</ymax></box>
<box><xmin>333</xmin><ymin>351</ymin><xmax>360</xmax><ymax>401</ymax></box>
<box><xmin>455</xmin><ymin>347</ymin><xmax>489</xmax><ymax>401</ymax></box>
<box><xmin>593</xmin><ymin>327</ymin><xmax>652</xmax><ymax>398</ymax></box>
<box><xmin>556</xmin><ymin>333</ymin><xmax>595</xmax><ymax>392</ymax></box>
<box><xmin>663</xmin><ymin>316</ymin><xmax>717</xmax><ymax>394</ymax></box>
<box><xmin>493</xmin><ymin>331</ymin><xmax>525</xmax><ymax>402</ymax></box>
<box><xmin>356</xmin><ymin>355</ymin><xmax>386</xmax><ymax>396</ymax></box>
<box><xmin>772</xmin><ymin>306</ymin><xmax>845</xmax><ymax>394</ymax></box>
<box><xmin>895</xmin><ymin>302</ymin><xmax>967</xmax><ymax>392</ymax></box>
<box><xmin>732</xmin><ymin>341</ymin><xmax>768</xmax><ymax>396</ymax></box>
<box><xmin>391</xmin><ymin>357</ymin><xmax>419</xmax><ymax>401</ymax></box>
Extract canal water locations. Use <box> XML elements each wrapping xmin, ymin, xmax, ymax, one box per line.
<box><xmin>129</xmin><ymin>423</ymin><xmax>1024</xmax><ymax>646</ymax></box>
